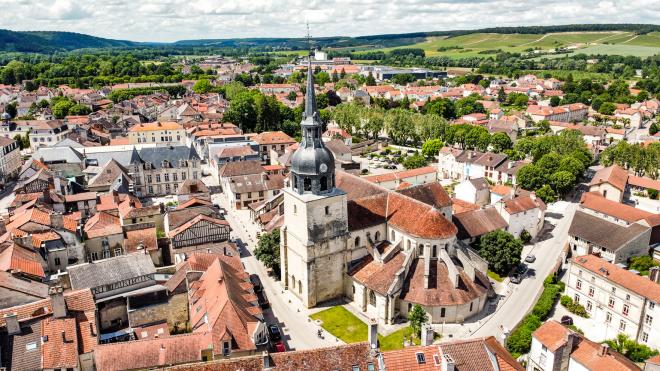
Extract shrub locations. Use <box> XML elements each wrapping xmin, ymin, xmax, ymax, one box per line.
<box><xmin>533</xmin><ymin>284</ymin><xmax>561</xmax><ymax>320</ymax></box>
<box><xmin>648</xmin><ymin>188</ymin><xmax>659</xmax><ymax>200</ymax></box>
<box><xmin>560</xmin><ymin>295</ymin><xmax>572</xmax><ymax>307</ymax></box>
<box><xmin>560</xmin><ymin>295</ymin><xmax>589</xmax><ymax>318</ymax></box>
<box><xmin>520</xmin><ymin>230</ymin><xmax>532</xmax><ymax>244</ymax></box>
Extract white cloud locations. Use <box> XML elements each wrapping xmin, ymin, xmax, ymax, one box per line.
<box><xmin>0</xmin><ymin>0</ymin><xmax>657</xmax><ymax>42</ymax></box>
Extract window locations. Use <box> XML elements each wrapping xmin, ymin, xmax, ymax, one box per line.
<box><xmin>354</xmin><ymin>236</ymin><xmax>360</xmax><ymax>247</ymax></box>
<box><xmin>114</xmin><ymin>248</ymin><xmax>122</xmax><ymax>256</ymax></box>
<box><xmin>542</xmin><ymin>345</ymin><xmax>547</xmax><ymax>352</ymax></box>
<box><xmin>623</xmin><ymin>304</ymin><xmax>629</xmax><ymax>316</ymax></box>
<box><xmin>574</xmin><ymin>294</ymin><xmax>580</xmax><ymax>304</ymax></box>
<box><xmin>148</xmin><ymin>186</ymin><xmax>154</xmax><ymax>194</ymax></box>
<box><xmin>587</xmin><ymin>301</ymin><xmax>592</xmax><ymax>311</ymax></box>
<box><xmin>578</xmin><ymin>269</ymin><xmax>582</xmax><ymax>276</ymax></box>
<box><xmin>298</xmin><ymin>281</ymin><xmax>302</xmax><ymax>294</ymax></box>
<box><xmin>223</xmin><ymin>341</ymin><xmax>230</xmax><ymax>356</ymax></box>
<box><xmin>611</xmin><ymin>287</ymin><xmax>616</xmax><ymax>294</ymax></box>
<box><xmin>156</xmin><ymin>174</ymin><xmax>161</xmax><ymax>182</ymax></box>
<box><xmin>54</xmin><ymin>257</ymin><xmax>61</xmax><ymax>266</ymax></box>
<box><xmin>182</xmin><ymin>172</ymin><xmax>187</xmax><ymax>180</ymax></box>
<box><xmin>248</xmin><ymin>192</ymin><xmax>252</xmax><ymax>199</ymax></box>
<box><xmin>26</xmin><ymin>342</ymin><xmax>37</xmax><ymax>351</ymax></box>
<box><xmin>619</xmin><ymin>320</ymin><xmax>626</xmax><ymax>331</ymax></box>
<box><xmin>625</xmin><ymin>294</ymin><xmax>630</xmax><ymax>301</ymax></box>
<box><xmin>293</xmin><ymin>205</ymin><xmax>297</xmax><ymax>214</ymax></box>
<box><xmin>539</xmin><ymin>353</ymin><xmax>547</xmax><ymax>367</ymax></box>
<box><xmin>320</xmin><ymin>176</ymin><xmax>328</xmax><ymax>191</ymax></box>
<box><xmin>407</xmin><ymin>240</ymin><xmax>411</xmax><ymax>250</ymax></box>
<box><xmin>440</xmin><ymin>308</ymin><xmax>445</xmax><ymax>317</ymax></box>
<box><xmin>369</xmin><ymin>291</ymin><xmax>376</xmax><ymax>306</ymax></box>
<box><xmin>605</xmin><ymin>312</ymin><xmax>612</xmax><ymax>323</ymax></box>
<box><xmin>576</xmin><ymin>280</ymin><xmax>582</xmax><ymax>290</ymax></box>
<box><xmin>433</xmin><ymin>355</ymin><xmax>441</xmax><ymax>366</ymax></box>
<box><xmin>236</xmin><ymin>193</ymin><xmax>241</xmax><ymax>200</ymax></box>
<box><xmin>588</xmin><ymin>286</ymin><xmax>594</xmax><ymax>297</ymax></box>
<box><xmin>375</xmin><ymin>231</ymin><xmax>380</xmax><ymax>241</ymax></box>
<box><xmin>259</xmin><ymin>191</ymin><xmax>264</xmax><ymax>198</ymax></box>
<box><xmin>650</xmin><ymin>302</ymin><xmax>655</xmax><ymax>310</ymax></box>
<box><xmin>325</xmin><ymin>206</ymin><xmax>329</xmax><ymax>215</ymax></box>
<box><xmin>415</xmin><ymin>353</ymin><xmax>426</xmax><ymax>364</ymax></box>
<box><xmin>147</xmin><ymin>175</ymin><xmax>152</xmax><ymax>183</ymax></box>
<box><xmin>391</xmin><ymin>230</ymin><xmax>395</xmax><ymax>240</ymax></box>
<box><xmin>164</xmin><ymin>173</ymin><xmax>170</xmax><ymax>182</ymax></box>
<box><xmin>303</xmin><ymin>178</ymin><xmax>311</xmax><ymax>191</ymax></box>
<box><xmin>352</xmin><ymin>366</ymin><xmax>359</xmax><ymax>371</ymax></box>
<box><xmin>469</xmin><ymin>302</ymin><xmax>473</xmax><ymax>311</ymax></box>
<box><xmin>642</xmin><ymin>332</ymin><xmax>649</xmax><ymax>342</ymax></box>
<box><xmin>609</xmin><ymin>297</ymin><xmax>615</xmax><ymax>308</ymax></box>
<box><xmin>645</xmin><ymin>315</ymin><xmax>653</xmax><ymax>325</ymax></box>
<box><xmin>173</xmin><ymin>173</ymin><xmax>178</xmax><ymax>181</ymax></box>
<box><xmin>165</xmin><ymin>184</ymin><xmax>170</xmax><ymax>192</ymax></box>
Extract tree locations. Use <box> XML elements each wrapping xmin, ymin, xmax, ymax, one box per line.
<box><xmin>479</xmin><ymin>230</ymin><xmax>523</xmax><ymax>276</ymax></box>
<box><xmin>497</xmin><ymin>88</ymin><xmax>506</xmax><ymax>103</ymax></box>
<box><xmin>423</xmin><ymin>98</ymin><xmax>455</xmax><ymax>119</ymax></box>
<box><xmin>598</xmin><ymin>102</ymin><xmax>617</xmax><ymax>115</ymax></box>
<box><xmin>4</xmin><ymin>102</ymin><xmax>17</xmax><ymax>118</ymax></box>
<box><xmin>517</xmin><ymin>164</ymin><xmax>546</xmax><ymax>191</ymax></box>
<box><xmin>549</xmin><ymin>96</ymin><xmax>561</xmax><ymax>107</ymax></box>
<box><xmin>421</xmin><ymin>139</ymin><xmax>443</xmax><ymax>158</ymax></box>
<box><xmin>604</xmin><ymin>334</ymin><xmax>659</xmax><ymax>362</ymax></box>
<box><xmin>403</xmin><ymin>153</ymin><xmax>428</xmax><ymax>169</ymax></box>
<box><xmin>68</xmin><ymin>104</ymin><xmax>91</xmax><ymax>116</ymax></box>
<box><xmin>408</xmin><ymin>304</ymin><xmax>428</xmax><ymax>337</ymax></box>
<box><xmin>490</xmin><ymin>132</ymin><xmax>513</xmax><ymax>153</ymax></box>
<box><xmin>365</xmin><ymin>72</ymin><xmax>376</xmax><ymax>86</ymax></box>
<box><xmin>550</xmin><ymin>170</ymin><xmax>576</xmax><ymax>195</ymax></box>
<box><xmin>391</xmin><ymin>73</ymin><xmax>415</xmax><ymax>85</ymax></box>
<box><xmin>286</xmin><ymin>91</ymin><xmax>297</xmax><ymax>101</ymax></box>
<box><xmin>254</xmin><ymin>230</ymin><xmax>281</xmax><ymax>277</ymax></box>
<box><xmin>51</xmin><ymin>99</ymin><xmax>75</xmax><ymax>119</ymax></box>
<box><xmin>650</xmin><ymin>120</ymin><xmax>659</xmax><ymax>136</ymax></box>
<box><xmin>536</xmin><ymin>185</ymin><xmax>557</xmax><ymax>204</ymax></box>
<box><xmin>628</xmin><ymin>255</ymin><xmax>660</xmax><ymax>276</ymax></box>
<box><xmin>193</xmin><ymin>79</ymin><xmax>213</xmax><ymax>94</ymax></box>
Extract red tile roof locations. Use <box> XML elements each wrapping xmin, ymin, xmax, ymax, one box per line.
<box><xmin>570</xmin><ymin>332</ymin><xmax>639</xmax><ymax>371</ymax></box>
<box><xmin>350</xmin><ymin>248</ymin><xmax>405</xmax><ymax>295</ymax></box>
<box><xmin>580</xmin><ymin>192</ymin><xmax>653</xmax><ymax>223</ymax></box>
<box><xmin>83</xmin><ymin>211</ymin><xmax>122</xmax><ymax>238</ymax></box>
<box><xmin>363</xmin><ymin>166</ymin><xmax>437</xmax><ymax>184</ymax></box>
<box><xmin>124</xmin><ymin>224</ymin><xmax>158</xmax><ymax>252</ymax></box>
<box><xmin>168</xmin><ymin>215</ymin><xmax>230</xmax><ymax>238</ymax></box>
<box><xmin>41</xmin><ymin>317</ymin><xmax>79</xmax><ymax>369</ymax></box>
<box><xmin>572</xmin><ymin>255</ymin><xmax>660</xmax><ymax>303</ymax></box>
<box><xmin>502</xmin><ymin>194</ymin><xmax>545</xmax><ymax>214</ymax></box>
<box><xmin>94</xmin><ymin>332</ymin><xmax>214</xmax><ymax>371</ymax></box>
<box><xmin>590</xmin><ymin>165</ymin><xmax>629</xmax><ymax>192</ymax></box>
<box><xmin>0</xmin><ymin>241</ymin><xmax>45</xmax><ymax>278</ymax></box>
<box><xmin>532</xmin><ymin>320</ymin><xmax>571</xmax><ymax>352</ymax></box>
<box><xmin>627</xmin><ymin>175</ymin><xmax>660</xmax><ymax>190</ymax></box>
<box><xmin>252</xmin><ymin>131</ymin><xmax>295</xmax><ymax>145</ymax></box>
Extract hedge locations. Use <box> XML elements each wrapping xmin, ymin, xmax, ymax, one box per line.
<box><xmin>506</xmin><ymin>274</ymin><xmax>563</xmax><ymax>357</ymax></box>
<box><xmin>560</xmin><ymin>295</ymin><xmax>589</xmax><ymax>318</ymax></box>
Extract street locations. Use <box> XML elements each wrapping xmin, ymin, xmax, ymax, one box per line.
<box><xmin>212</xmin><ymin>193</ymin><xmax>342</xmax><ymax>351</ymax></box>
<box><xmin>470</xmin><ymin>200</ymin><xmax>577</xmax><ymax>338</ymax></box>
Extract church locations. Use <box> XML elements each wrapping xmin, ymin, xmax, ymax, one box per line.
<box><xmin>280</xmin><ymin>61</ymin><xmax>493</xmax><ymax>325</ymax></box>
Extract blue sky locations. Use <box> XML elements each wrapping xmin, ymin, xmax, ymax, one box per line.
<box><xmin>0</xmin><ymin>0</ymin><xmax>658</xmax><ymax>42</ymax></box>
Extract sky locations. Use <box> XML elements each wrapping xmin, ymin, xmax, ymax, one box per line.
<box><xmin>0</xmin><ymin>0</ymin><xmax>659</xmax><ymax>42</ymax></box>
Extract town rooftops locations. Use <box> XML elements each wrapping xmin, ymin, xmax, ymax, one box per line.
<box><xmin>218</xmin><ymin>160</ymin><xmax>264</xmax><ymax>178</ymax></box>
<box><xmin>363</xmin><ymin>166</ymin><xmax>437</xmax><ymax>184</ymax></box>
<box><xmin>589</xmin><ymin>165</ymin><xmax>629</xmax><ymax>192</ymax></box>
<box><xmin>453</xmin><ymin>208</ymin><xmax>508</xmax><ymax>240</ymax></box>
<box><xmin>396</xmin><ymin>182</ymin><xmax>452</xmax><ymax>209</ymax></box>
<box><xmin>227</xmin><ymin>173</ymin><xmax>286</xmax><ymax>194</ymax></box>
<box><xmin>252</xmin><ymin>131</ymin><xmax>295</xmax><ymax>145</ymax></box>
<box><xmin>580</xmin><ymin>192</ymin><xmax>654</xmax><ymax>224</ymax></box>
<box><xmin>628</xmin><ymin>175</ymin><xmax>660</xmax><ymax>191</ymax></box>
<box><xmin>382</xmin><ymin>336</ymin><xmax>523</xmax><ymax>371</ymax></box>
<box><xmin>572</xmin><ymin>254</ymin><xmax>660</xmax><ymax>303</ymax></box>
<box><xmin>568</xmin><ymin>210</ymin><xmax>649</xmax><ymax>253</ymax></box>
<box><xmin>502</xmin><ymin>194</ymin><xmax>545</xmax><ymax>214</ymax></box>
<box><xmin>168</xmin><ymin>215</ymin><xmax>230</xmax><ymax>238</ymax></box>
<box><xmin>68</xmin><ymin>252</ymin><xmax>156</xmax><ymax>291</ymax></box>
<box><xmin>128</xmin><ymin>121</ymin><xmax>184</xmax><ymax>132</ymax></box>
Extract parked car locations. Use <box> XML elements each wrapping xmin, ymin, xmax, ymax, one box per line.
<box><xmin>510</xmin><ymin>273</ymin><xmax>522</xmax><ymax>284</ymax></box>
<box><xmin>250</xmin><ymin>274</ymin><xmax>263</xmax><ymax>293</ymax></box>
<box><xmin>561</xmin><ymin>315</ymin><xmax>574</xmax><ymax>325</ymax></box>
<box><xmin>525</xmin><ymin>255</ymin><xmax>536</xmax><ymax>263</ymax></box>
<box><xmin>515</xmin><ymin>264</ymin><xmax>528</xmax><ymax>275</ymax></box>
<box><xmin>274</xmin><ymin>341</ymin><xmax>286</xmax><ymax>352</ymax></box>
<box><xmin>268</xmin><ymin>324</ymin><xmax>282</xmax><ymax>341</ymax></box>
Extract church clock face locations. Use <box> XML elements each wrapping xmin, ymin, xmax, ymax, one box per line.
<box><xmin>320</xmin><ymin>163</ymin><xmax>328</xmax><ymax>173</ymax></box>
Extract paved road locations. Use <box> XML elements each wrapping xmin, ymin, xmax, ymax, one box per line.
<box><xmin>471</xmin><ymin>200</ymin><xmax>577</xmax><ymax>339</ymax></box>
<box><xmin>212</xmin><ymin>194</ymin><xmax>340</xmax><ymax>351</ymax></box>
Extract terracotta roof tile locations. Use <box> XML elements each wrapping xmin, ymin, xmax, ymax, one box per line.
<box><xmin>168</xmin><ymin>215</ymin><xmax>230</xmax><ymax>238</ymax></box>
<box><xmin>83</xmin><ymin>211</ymin><xmax>122</xmax><ymax>238</ymax></box>
<box><xmin>363</xmin><ymin>166</ymin><xmax>437</xmax><ymax>184</ymax></box>
<box><xmin>453</xmin><ymin>208</ymin><xmax>508</xmax><ymax>239</ymax></box>
<box><xmin>350</xmin><ymin>248</ymin><xmax>405</xmax><ymax>295</ymax></box>
<box><xmin>590</xmin><ymin>165</ymin><xmax>629</xmax><ymax>192</ymax></box>
<box><xmin>128</xmin><ymin>121</ymin><xmax>184</xmax><ymax>132</ymax></box>
<box><xmin>0</xmin><ymin>241</ymin><xmax>45</xmax><ymax>278</ymax></box>
<box><xmin>41</xmin><ymin>317</ymin><xmax>79</xmax><ymax>369</ymax></box>
<box><xmin>271</xmin><ymin>342</ymin><xmax>375</xmax><ymax>371</ymax></box>
<box><xmin>252</xmin><ymin>131</ymin><xmax>295</xmax><ymax>145</ymax></box>
<box><xmin>580</xmin><ymin>192</ymin><xmax>653</xmax><ymax>223</ymax></box>
<box><xmin>124</xmin><ymin>223</ymin><xmax>158</xmax><ymax>252</ymax></box>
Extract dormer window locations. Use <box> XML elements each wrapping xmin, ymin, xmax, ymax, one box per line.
<box><xmin>145</xmin><ymin>162</ymin><xmax>152</xmax><ymax>170</ymax></box>
<box><xmin>162</xmin><ymin>160</ymin><xmax>170</xmax><ymax>168</ymax></box>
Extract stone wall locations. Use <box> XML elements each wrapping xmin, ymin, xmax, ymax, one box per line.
<box><xmin>128</xmin><ymin>293</ymin><xmax>189</xmax><ymax>333</ymax></box>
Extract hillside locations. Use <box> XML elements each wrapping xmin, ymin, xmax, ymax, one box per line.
<box><xmin>0</xmin><ymin>29</ymin><xmax>136</xmax><ymax>53</ymax></box>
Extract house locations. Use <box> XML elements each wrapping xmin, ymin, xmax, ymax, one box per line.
<box><xmin>565</xmin><ymin>255</ymin><xmax>660</xmax><ymax>351</ymax></box>
<box><xmin>323</xmin><ymin>125</ymin><xmax>353</xmax><ymax>146</ymax></box>
<box><xmin>26</xmin><ymin>120</ymin><xmax>71</xmax><ymax>151</ymax></box>
<box><xmin>128</xmin><ymin>121</ymin><xmax>187</xmax><ymax>145</ymax></box>
<box><xmin>226</xmin><ymin>173</ymin><xmax>286</xmax><ymax>210</ymax></box>
<box><xmin>252</xmin><ymin>131</ymin><xmax>296</xmax><ymax>164</ymax></box>
<box><xmin>454</xmin><ymin>177</ymin><xmax>490</xmax><ymax>206</ymax></box>
<box><xmin>0</xmin><ymin>288</ymin><xmax>98</xmax><ymax>371</ymax></box>
<box><xmin>0</xmin><ymin>270</ymin><xmax>48</xmax><ymax>309</ymax></box>
<box><xmin>176</xmin><ymin>178</ymin><xmax>211</xmax><ymax>204</ymax></box>
<box><xmin>527</xmin><ymin>103</ymin><xmax>588</xmax><ymax>123</ymax></box>
<box><xmin>527</xmin><ymin>320</ymin><xmax>640</xmax><ymax>371</ymax></box>
<box><xmin>83</xmin><ymin>211</ymin><xmax>124</xmax><ymax>262</ymax></box>
<box><xmin>495</xmin><ymin>193</ymin><xmax>546</xmax><ymax>239</ymax></box>
<box><xmin>453</xmin><ymin>208</ymin><xmax>508</xmax><ymax>243</ymax></box>
<box><xmin>165</xmin><ymin>214</ymin><xmax>231</xmax><ymax>264</ymax></box>
<box><xmin>568</xmin><ymin>210</ymin><xmax>651</xmax><ymax>264</ymax></box>
<box><xmin>0</xmin><ymin>137</ymin><xmax>20</xmax><ymax>184</ymax></box>
<box><xmin>589</xmin><ymin>165</ymin><xmax>630</xmax><ymax>202</ymax></box>
<box><xmin>363</xmin><ymin>166</ymin><xmax>438</xmax><ymax>190</ymax></box>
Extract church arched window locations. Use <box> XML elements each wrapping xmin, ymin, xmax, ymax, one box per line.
<box><xmin>375</xmin><ymin>231</ymin><xmax>381</xmax><ymax>241</ymax></box>
<box><xmin>292</xmin><ymin>276</ymin><xmax>296</xmax><ymax>289</ymax></box>
<box><xmin>407</xmin><ymin>240</ymin><xmax>411</xmax><ymax>250</ymax></box>
<box><xmin>298</xmin><ymin>281</ymin><xmax>302</xmax><ymax>294</ymax></box>
<box><xmin>354</xmin><ymin>236</ymin><xmax>360</xmax><ymax>247</ymax></box>
<box><xmin>369</xmin><ymin>291</ymin><xmax>376</xmax><ymax>307</ymax></box>
<box><xmin>303</xmin><ymin>178</ymin><xmax>312</xmax><ymax>192</ymax></box>
<box><xmin>320</xmin><ymin>176</ymin><xmax>328</xmax><ymax>191</ymax></box>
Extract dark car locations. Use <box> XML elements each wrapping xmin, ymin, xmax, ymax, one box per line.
<box><xmin>268</xmin><ymin>324</ymin><xmax>282</xmax><ymax>341</ymax></box>
<box><xmin>250</xmin><ymin>274</ymin><xmax>263</xmax><ymax>293</ymax></box>
<box><xmin>510</xmin><ymin>273</ymin><xmax>522</xmax><ymax>284</ymax></box>
<box><xmin>525</xmin><ymin>255</ymin><xmax>536</xmax><ymax>263</ymax></box>
<box><xmin>515</xmin><ymin>264</ymin><xmax>528</xmax><ymax>275</ymax></box>
<box><xmin>561</xmin><ymin>315</ymin><xmax>574</xmax><ymax>325</ymax></box>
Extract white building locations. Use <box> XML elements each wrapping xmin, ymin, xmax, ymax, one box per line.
<box><xmin>564</xmin><ymin>255</ymin><xmax>660</xmax><ymax>351</ymax></box>
<box><xmin>27</xmin><ymin>120</ymin><xmax>71</xmax><ymax>151</ymax></box>
<box><xmin>127</xmin><ymin>121</ymin><xmax>187</xmax><ymax>145</ymax></box>
<box><xmin>494</xmin><ymin>193</ymin><xmax>546</xmax><ymax>239</ymax></box>
<box><xmin>454</xmin><ymin>178</ymin><xmax>490</xmax><ymax>206</ymax></box>
<box><xmin>0</xmin><ymin>136</ymin><xmax>21</xmax><ymax>183</ymax></box>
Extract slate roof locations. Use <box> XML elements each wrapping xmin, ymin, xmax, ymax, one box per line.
<box><xmin>167</xmin><ymin>206</ymin><xmax>220</xmax><ymax>229</ymax></box>
<box><xmin>568</xmin><ymin>210</ymin><xmax>649</xmax><ymax>252</ymax></box>
<box><xmin>87</xmin><ymin>159</ymin><xmax>131</xmax><ymax>189</ymax></box>
<box><xmin>0</xmin><ymin>270</ymin><xmax>48</xmax><ymax>300</ymax></box>
<box><xmin>68</xmin><ymin>252</ymin><xmax>156</xmax><ymax>290</ymax></box>
<box><xmin>453</xmin><ymin>208</ymin><xmax>508</xmax><ymax>239</ymax></box>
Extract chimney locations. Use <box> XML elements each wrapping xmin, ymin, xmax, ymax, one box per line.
<box><xmin>368</xmin><ymin>318</ymin><xmax>378</xmax><ymax>350</ymax></box>
<box><xmin>49</xmin><ymin>286</ymin><xmax>67</xmax><ymax>318</ymax></box>
<box><xmin>441</xmin><ymin>353</ymin><xmax>455</xmax><ymax>371</ymax></box>
<box><xmin>61</xmin><ymin>330</ymin><xmax>68</xmax><ymax>343</ymax></box>
<box><xmin>649</xmin><ymin>266</ymin><xmax>660</xmax><ymax>283</ymax></box>
<box><xmin>4</xmin><ymin>313</ymin><xmax>20</xmax><ymax>335</ymax></box>
<box><xmin>420</xmin><ymin>323</ymin><xmax>434</xmax><ymax>346</ymax></box>
<box><xmin>508</xmin><ymin>161</ymin><xmax>515</xmax><ymax>169</ymax></box>
<box><xmin>50</xmin><ymin>213</ymin><xmax>64</xmax><ymax>230</ymax></box>
<box><xmin>599</xmin><ymin>343</ymin><xmax>609</xmax><ymax>357</ymax></box>
<box><xmin>530</xmin><ymin>192</ymin><xmax>537</xmax><ymax>201</ymax></box>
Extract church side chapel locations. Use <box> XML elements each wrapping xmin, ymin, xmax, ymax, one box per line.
<box><xmin>280</xmin><ymin>57</ymin><xmax>493</xmax><ymax>326</ymax></box>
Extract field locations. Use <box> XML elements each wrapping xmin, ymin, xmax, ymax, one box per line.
<box><xmin>359</xmin><ymin>31</ymin><xmax>660</xmax><ymax>59</ymax></box>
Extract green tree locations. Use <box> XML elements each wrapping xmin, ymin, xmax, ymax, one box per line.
<box><xmin>254</xmin><ymin>230</ymin><xmax>281</xmax><ymax>277</ymax></box>
<box><xmin>517</xmin><ymin>164</ymin><xmax>546</xmax><ymax>191</ymax></box>
<box><xmin>650</xmin><ymin>120</ymin><xmax>659</xmax><ymax>136</ymax></box>
<box><xmin>549</xmin><ymin>96</ymin><xmax>561</xmax><ymax>107</ymax></box>
<box><xmin>550</xmin><ymin>170</ymin><xmax>576</xmax><ymax>195</ymax></box>
<box><xmin>490</xmin><ymin>132</ymin><xmax>513</xmax><ymax>153</ymax></box>
<box><xmin>365</xmin><ymin>72</ymin><xmax>376</xmax><ymax>86</ymax></box>
<box><xmin>391</xmin><ymin>73</ymin><xmax>415</xmax><ymax>85</ymax></box>
<box><xmin>423</xmin><ymin>98</ymin><xmax>456</xmax><ymax>119</ymax></box>
<box><xmin>478</xmin><ymin>230</ymin><xmax>523</xmax><ymax>276</ymax></box>
<box><xmin>68</xmin><ymin>104</ymin><xmax>91</xmax><ymax>116</ymax></box>
<box><xmin>193</xmin><ymin>79</ymin><xmax>213</xmax><ymax>94</ymax></box>
<box><xmin>497</xmin><ymin>88</ymin><xmax>506</xmax><ymax>103</ymax></box>
<box><xmin>536</xmin><ymin>185</ymin><xmax>557</xmax><ymax>204</ymax></box>
<box><xmin>408</xmin><ymin>304</ymin><xmax>428</xmax><ymax>337</ymax></box>
<box><xmin>51</xmin><ymin>99</ymin><xmax>75</xmax><ymax>119</ymax></box>
<box><xmin>604</xmin><ymin>334</ymin><xmax>659</xmax><ymax>362</ymax></box>
<box><xmin>598</xmin><ymin>102</ymin><xmax>617</xmax><ymax>115</ymax></box>
<box><xmin>4</xmin><ymin>102</ymin><xmax>17</xmax><ymax>118</ymax></box>
<box><xmin>403</xmin><ymin>153</ymin><xmax>428</xmax><ymax>169</ymax></box>
<box><xmin>628</xmin><ymin>256</ymin><xmax>660</xmax><ymax>276</ymax></box>
<box><xmin>286</xmin><ymin>91</ymin><xmax>297</xmax><ymax>101</ymax></box>
<box><xmin>421</xmin><ymin>139</ymin><xmax>443</xmax><ymax>158</ymax></box>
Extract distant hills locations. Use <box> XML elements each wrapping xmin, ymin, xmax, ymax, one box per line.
<box><xmin>1</xmin><ymin>24</ymin><xmax>659</xmax><ymax>54</ymax></box>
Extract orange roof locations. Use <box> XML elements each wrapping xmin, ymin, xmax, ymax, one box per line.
<box><xmin>580</xmin><ymin>192</ymin><xmax>653</xmax><ymax>223</ymax></box>
<box><xmin>570</xmin><ymin>334</ymin><xmax>639</xmax><ymax>370</ymax></box>
<box><xmin>41</xmin><ymin>317</ymin><xmax>79</xmax><ymax>369</ymax></box>
<box><xmin>83</xmin><ymin>211</ymin><xmax>122</xmax><ymax>238</ymax></box>
<box><xmin>363</xmin><ymin>166</ymin><xmax>437</xmax><ymax>184</ymax></box>
<box><xmin>572</xmin><ymin>255</ymin><xmax>660</xmax><ymax>303</ymax></box>
<box><xmin>252</xmin><ymin>131</ymin><xmax>295</xmax><ymax>145</ymax></box>
<box><xmin>627</xmin><ymin>175</ymin><xmax>660</xmax><ymax>190</ymax></box>
<box><xmin>532</xmin><ymin>320</ymin><xmax>571</xmax><ymax>352</ymax></box>
<box><xmin>490</xmin><ymin>184</ymin><xmax>513</xmax><ymax>196</ymax></box>
<box><xmin>128</xmin><ymin>121</ymin><xmax>184</xmax><ymax>132</ymax></box>
<box><xmin>0</xmin><ymin>241</ymin><xmax>45</xmax><ymax>278</ymax></box>
<box><xmin>503</xmin><ymin>194</ymin><xmax>545</xmax><ymax>214</ymax></box>
<box><xmin>589</xmin><ymin>165</ymin><xmax>629</xmax><ymax>192</ymax></box>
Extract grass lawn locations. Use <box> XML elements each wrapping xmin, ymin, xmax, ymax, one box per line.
<box><xmin>310</xmin><ymin>306</ymin><xmax>421</xmax><ymax>350</ymax></box>
<box><xmin>488</xmin><ymin>270</ymin><xmax>504</xmax><ymax>282</ymax></box>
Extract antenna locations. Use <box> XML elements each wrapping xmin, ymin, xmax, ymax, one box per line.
<box><xmin>306</xmin><ymin>22</ymin><xmax>312</xmax><ymax>57</ymax></box>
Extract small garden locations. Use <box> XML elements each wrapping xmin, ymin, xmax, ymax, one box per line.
<box><xmin>560</xmin><ymin>295</ymin><xmax>589</xmax><ymax>318</ymax></box>
<box><xmin>310</xmin><ymin>305</ymin><xmax>427</xmax><ymax>351</ymax></box>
